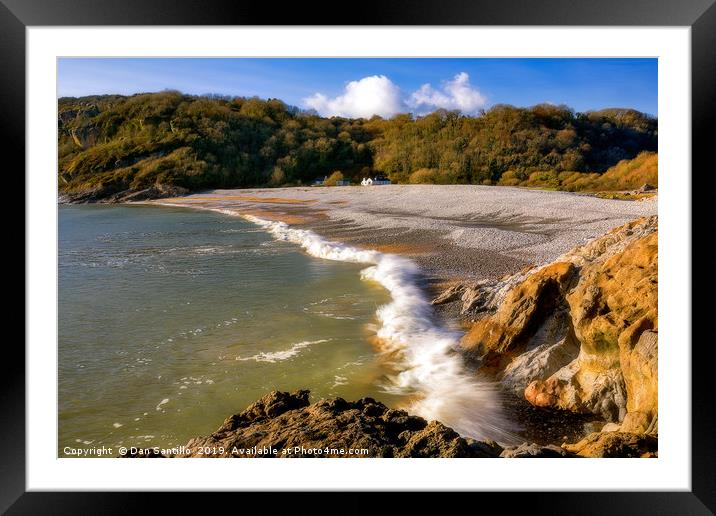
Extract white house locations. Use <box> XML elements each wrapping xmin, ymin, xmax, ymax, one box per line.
<box><xmin>361</xmin><ymin>176</ymin><xmax>391</xmax><ymax>186</ymax></box>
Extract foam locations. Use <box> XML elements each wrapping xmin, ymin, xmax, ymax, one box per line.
<box><xmin>240</xmin><ymin>214</ymin><xmax>518</xmax><ymax>442</ymax></box>
<box><xmin>150</xmin><ymin>202</ymin><xmax>519</xmax><ymax>441</ymax></box>
<box><xmin>237</xmin><ymin>339</ymin><xmax>330</xmax><ymax>363</ymax></box>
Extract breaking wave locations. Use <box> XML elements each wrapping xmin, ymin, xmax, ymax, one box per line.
<box><xmin>152</xmin><ymin>202</ymin><xmax>518</xmax><ymax>442</ymax></box>
<box><xmin>239</xmin><ymin>213</ymin><xmax>518</xmax><ymax>442</ymax></box>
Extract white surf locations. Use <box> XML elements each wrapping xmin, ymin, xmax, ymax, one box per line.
<box><xmin>238</xmin><ymin>213</ymin><xmax>519</xmax><ymax>443</ymax></box>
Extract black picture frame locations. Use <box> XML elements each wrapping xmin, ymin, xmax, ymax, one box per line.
<box><xmin>7</xmin><ymin>0</ymin><xmax>712</xmax><ymax>513</ymax></box>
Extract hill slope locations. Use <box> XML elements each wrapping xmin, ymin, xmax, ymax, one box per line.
<box><xmin>58</xmin><ymin>92</ymin><xmax>657</xmax><ymax>201</ymax></box>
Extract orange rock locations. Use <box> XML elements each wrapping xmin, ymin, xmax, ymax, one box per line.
<box><xmin>562</xmin><ymin>431</ymin><xmax>657</xmax><ymax>458</ymax></box>
<box><xmin>462</xmin><ymin>261</ymin><xmax>576</xmax><ymax>357</ymax></box>
<box><xmin>458</xmin><ymin>216</ymin><xmax>658</xmax><ymax>429</ymax></box>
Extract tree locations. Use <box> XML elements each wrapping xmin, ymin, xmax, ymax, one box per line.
<box><xmin>324</xmin><ymin>170</ymin><xmax>345</xmax><ymax>186</ymax></box>
<box><xmin>57</xmin><ymin>92</ymin><xmax>657</xmax><ymax>200</ymax></box>
<box><xmin>269</xmin><ymin>167</ymin><xmax>286</xmax><ymax>186</ymax></box>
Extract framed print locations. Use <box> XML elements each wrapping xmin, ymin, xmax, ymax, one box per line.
<box><xmin>8</xmin><ymin>0</ymin><xmax>713</xmax><ymax>512</ymax></box>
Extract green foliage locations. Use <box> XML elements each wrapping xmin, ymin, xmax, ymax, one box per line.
<box><xmin>497</xmin><ymin>151</ymin><xmax>658</xmax><ymax>192</ymax></box>
<box><xmin>591</xmin><ymin>151</ymin><xmax>658</xmax><ymax>190</ymax></box>
<box><xmin>59</xmin><ymin>92</ymin><xmax>375</xmax><ymax>194</ymax></box>
<box><xmin>368</xmin><ymin>105</ymin><xmax>656</xmax><ymax>185</ymax></box>
<box><xmin>409</xmin><ymin>168</ymin><xmax>439</xmax><ymax>184</ymax></box>
<box><xmin>407</xmin><ymin>167</ymin><xmax>460</xmax><ymax>184</ymax></box>
<box><xmin>324</xmin><ymin>170</ymin><xmax>345</xmax><ymax>186</ymax></box>
<box><xmin>269</xmin><ymin>166</ymin><xmax>286</xmax><ymax>186</ymax></box>
<box><xmin>58</xmin><ymin>93</ymin><xmax>657</xmax><ymax>198</ymax></box>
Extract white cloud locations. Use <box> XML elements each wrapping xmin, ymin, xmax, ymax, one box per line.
<box><xmin>303</xmin><ymin>72</ymin><xmax>487</xmax><ymax>118</ymax></box>
<box><xmin>408</xmin><ymin>72</ymin><xmax>487</xmax><ymax>114</ymax></box>
<box><xmin>303</xmin><ymin>75</ymin><xmax>403</xmax><ymax>118</ymax></box>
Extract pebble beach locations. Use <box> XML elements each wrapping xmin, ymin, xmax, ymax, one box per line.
<box><xmin>152</xmin><ymin>184</ymin><xmax>658</xmax><ymax>282</ymax></box>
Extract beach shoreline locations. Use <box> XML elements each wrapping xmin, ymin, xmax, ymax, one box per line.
<box><xmin>147</xmin><ymin>184</ymin><xmax>658</xmax><ymax>285</ymax></box>
<box><xmin>60</xmin><ymin>185</ymin><xmax>659</xmax><ymax>456</ymax></box>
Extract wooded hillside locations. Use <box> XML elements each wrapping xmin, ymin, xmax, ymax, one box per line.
<box><xmin>58</xmin><ymin>92</ymin><xmax>657</xmax><ymax>199</ymax></box>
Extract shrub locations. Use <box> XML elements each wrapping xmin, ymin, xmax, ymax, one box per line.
<box><xmin>525</xmin><ymin>171</ymin><xmax>560</xmax><ymax>189</ymax></box>
<box><xmin>594</xmin><ymin>151</ymin><xmax>658</xmax><ymax>190</ymax></box>
<box><xmin>492</xmin><ymin>152</ymin><xmax>657</xmax><ymax>193</ymax></box>
<box><xmin>409</xmin><ymin>168</ymin><xmax>439</xmax><ymax>184</ymax></box>
<box><xmin>324</xmin><ymin>170</ymin><xmax>345</xmax><ymax>186</ymax></box>
<box><xmin>498</xmin><ymin>170</ymin><xmax>520</xmax><ymax>186</ymax></box>
<box><xmin>269</xmin><ymin>167</ymin><xmax>286</xmax><ymax>186</ymax></box>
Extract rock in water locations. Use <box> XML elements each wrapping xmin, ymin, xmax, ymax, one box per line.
<box><xmin>172</xmin><ymin>390</ymin><xmax>502</xmax><ymax>458</ymax></box>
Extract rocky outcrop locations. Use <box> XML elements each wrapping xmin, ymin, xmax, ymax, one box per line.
<box><xmin>524</xmin><ymin>221</ymin><xmax>657</xmax><ymax>426</ymax></box>
<box><xmin>441</xmin><ymin>217</ymin><xmax>658</xmax><ymax>441</ymax></box>
<box><xmin>500</xmin><ymin>443</ymin><xmax>575</xmax><ymax>458</ymax></box>
<box><xmin>107</xmin><ymin>184</ymin><xmax>189</xmax><ymax>203</ymax></box>
<box><xmin>172</xmin><ymin>390</ymin><xmax>505</xmax><ymax>458</ymax></box>
<box><xmin>431</xmin><ymin>265</ymin><xmax>537</xmax><ymax>318</ymax></box>
<box><xmin>461</xmin><ymin>262</ymin><xmax>578</xmax><ymax>370</ymax></box>
<box><xmin>59</xmin><ymin>184</ymin><xmax>189</xmax><ymax>204</ymax></box>
<box><xmin>117</xmin><ymin>389</ymin><xmax>658</xmax><ymax>459</ymax></box>
<box><xmin>562</xmin><ymin>431</ymin><xmax>658</xmax><ymax>458</ymax></box>
<box><xmin>58</xmin><ymin>185</ymin><xmax>121</xmax><ymax>204</ymax></box>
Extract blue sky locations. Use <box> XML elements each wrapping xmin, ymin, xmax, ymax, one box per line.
<box><xmin>58</xmin><ymin>58</ymin><xmax>658</xmax><ymax>116</ymax></box>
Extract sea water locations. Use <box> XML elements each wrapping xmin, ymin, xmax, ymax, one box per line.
<box><xmin>59</xmin><ymin>204</ymin><xmax>515</xmax><ymax>456</ymax></box>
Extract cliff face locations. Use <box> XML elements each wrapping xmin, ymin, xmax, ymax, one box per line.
<box><xmin>449</xmin><ymin>216</ymin><xmax>657</xmax><ymax>438</ymax></box>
